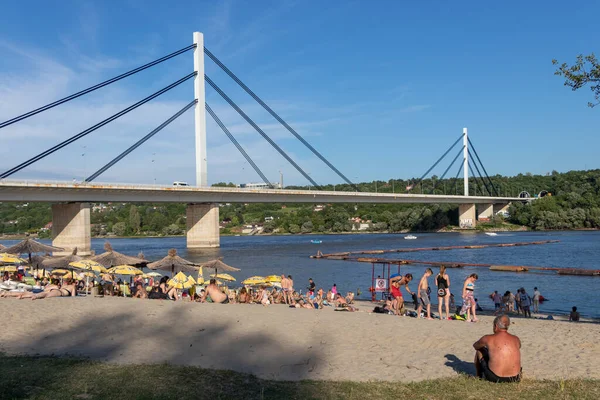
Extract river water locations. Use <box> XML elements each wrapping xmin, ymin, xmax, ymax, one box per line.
<box><xmin>5</xmin><ymin>231</ymin><xmax>599</xmax><ymax>317</ymax></box>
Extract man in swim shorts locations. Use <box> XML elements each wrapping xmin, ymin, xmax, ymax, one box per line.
<box><xmin>417</xmin><ymin>268</ymin><xmax>433</xmax><ymax>320</ymax></box>
<box><xmin>389</xmin><ymin>273</ymin><xmax>413</xmax><ymax>316</ymax></box>
<box><xmin>473</xmin><ymin>315</ymin><xmax>522</xmax><ymax>383</ymax></box>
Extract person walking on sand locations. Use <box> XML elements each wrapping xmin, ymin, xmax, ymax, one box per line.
<box><xmin>435</xmin><ymin>266</ymin><xmax>451</xmax><ymax>320</ymax></box>
<box><xmin>417</xmin><ymin>268</ymin><xmax>434</xmax><ymax>320</ymax></box>
<box><xmin>281</xmin><ymin>275</ymin><xmax>290</xmax><ymax>304</ymax></box>
<box><xmin>389</xmin><ymin>273</ymin><xmax>414</xmax><ymax>316</ymax></box>
<box><xmin>532</xmin><ymin>287</ymin><xmax>541</xmax><ymax>313</ymax></box>
<box><xmin>473</xmin><ymin>315</ymin><xmax>522</xmax><ymax>383</ymax></box>
<box><xmin>460</xmin><ymin>274</ymin><xmax>479</xmax><ymax>322</ymax></box>
<box><xmin>491</xmin><ymin>290</ymin><xmax>502</xmax><ymax>311</ymax></box>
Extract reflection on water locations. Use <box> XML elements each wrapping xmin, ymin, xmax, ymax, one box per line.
<box><xmin>4</xmin><ymin>231</ymin><xmax>599</xmax><ymax>317</ymax></box>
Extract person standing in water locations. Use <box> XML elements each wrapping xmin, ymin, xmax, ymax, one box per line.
<box><xmin>435</xmin><ymin>265</ymin><xmax>451</xmax><ymax>320</ymax></box>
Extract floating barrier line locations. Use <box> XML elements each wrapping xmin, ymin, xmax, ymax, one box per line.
<box><xmin>310</xmin><ymin>240</ymin><xmax>559</xmax><ymax>259</ymax></box>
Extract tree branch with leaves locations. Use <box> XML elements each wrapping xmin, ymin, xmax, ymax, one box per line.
<box><xmin>552</xmin><ymin>53</ymin><xmax>600</xmax><ymax>107</ymax></box>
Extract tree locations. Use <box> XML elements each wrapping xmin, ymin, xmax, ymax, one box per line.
<box><xmin>288</xmin><ymin>224</ymin><xmax>300</xmax><ymax>234</ymax></box>
<box><xmin>129</xmin><ymin>205</ymin><xmax>141</xmax><ymax>234</ymax></box>
<box><xmin>163</xmin><ymin>224</ymin><xmax>182</xmax><ymax>236</ymax></box>
<box><xmin>553</xmin><ymin>54</ymin><xmax>600</xmax><ymax>107</ymax></box>
<box><xmin>112</xmin><ymin>222</ymin><xmax>127</xmax><ymax>236</ymax></box>
<box><xmin>301</xmin><ymin>221</ymin><xmax>313</xmax><ymax>233</ymax></box>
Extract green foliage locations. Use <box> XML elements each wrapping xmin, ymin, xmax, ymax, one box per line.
<box><xmin>112</xmin><ymin>222</ymin><xmax>127</xmax><ymax>236</ymax></box>
<box><xmin>553</xmin><ymin>53</ymin><xmax>600</xmax><ymax>107</ymax></box>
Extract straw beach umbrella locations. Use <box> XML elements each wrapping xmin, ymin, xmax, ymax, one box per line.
<box><xmin>92</xmin><ymin>242</ymin><xmax>146</xmax><ymax>268</ymax></box>
<box><xmin>42</xmin><ymin>248</ymin><xmax>83</xmax><ymax>270</ymax></box>
<box><xmin>4</xmin><ymin>236</ymin><xmax>64</xmax><ymax>265</ymax></box>
<box><xmin>147</xmin><ymin>249</ymin><xmax>198</xmax><ymax>275</ymax></box>
<box><xmin>199</xmin><ymin>259</ymin><xmax>240</xmax><ymax>277</ymax></box>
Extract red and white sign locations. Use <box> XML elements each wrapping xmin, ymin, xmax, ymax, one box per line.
<box><xmin>375</xmin><ymin>278</ymin><xmax>387</xmax><ymax>292</ymax></box>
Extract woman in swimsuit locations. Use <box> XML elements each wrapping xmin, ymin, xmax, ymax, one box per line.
<box><xmin>436</xmin><ymin>265</ymin><xmax>451</xmax><ymax>320</ymax></box>
<box><xmin>460</xmin><ymin>274</ymin><xmax>479</xmax><ymax>322</ymax></box>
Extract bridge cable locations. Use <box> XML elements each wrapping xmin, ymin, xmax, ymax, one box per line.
<box><xmin>408</xmin><ymin>134</ymin><xmax>462</xmax><ymax>192</ymax></box>
<box><xmin>468</xmin><ymin>160</ymin><xmax>485</xmax><ymax>196</ymax></box>
<box><xmin>467</xmin><ymin>138</ymin><xmax>499</xmax><ymax>196</ymax></box>
<box><xmin>85</xmin><ymin>99</ymin><xmax>197</xmax><ymax>183</ymax></box>
<box><xmin>468</xmin><ymin>149</ymin><xmax>492</xmax><ymax>196</ymax></box>
<box><xmin>0</xmin><ymin>45</ymin><xmax>196</xmax><ymax>130</ymax></box>
<box><xmin>450</xmin><ymin>162</ymin><xmax>464</xmax><ymax>195</ymax></box>
<box><xmin>205</xmin><ymin>102</ymin><xmax>274</xmax><ymax>188</ymax></box>
<box><xmin>204</xmin><ymin>47</ymin><xmax>358</xmax><ymax>191</ymax></box>
<box><xmin>0</xmin><ymin>72</ymin><xmax>196</xmax><ymax>179</ymax></box>
<box><xmin>205</xmin><ymin>75</ymin><xmax>321</xmax><ymax>190</ymax></box>
<box><xmin>432</xmin><ymin>145</ymin><xmax>464</xmax><ymax>193</ymax></box>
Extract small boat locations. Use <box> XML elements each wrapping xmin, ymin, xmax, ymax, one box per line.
<box><xmin>311</xmin><ymin>240</ymin><xmax>323</xmax><ymax>244</ymax></box>
<box><xmin>485</xmin><ymin>232</ymin><xmax>498</xmax><ymax>236</ymax></box>
<box><xmin>404</xmin><ymin>235</ymin><xmax>417</xmax><ymax>240</ymax></box>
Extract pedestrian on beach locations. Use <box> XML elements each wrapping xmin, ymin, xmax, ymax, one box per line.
<box><xmin>519</xmin><ymin>288</ymin><xmax>532</xmax><ymax>318</ymax></box>
<box><xmin>507</xmin><ymin>291</ymin><xmax>515</xmax><ymax>312</ymax></box>
<box><xmin>435</xmin><ymin>265</ymin><xmax>451</xmax><ymax>320</ymax></box>
<box><xmin>389</xmin><ymin>273</ymin><xmax>414</xmax><ymax>316</ymax></box>
<box><xmin>533</xmin><ymin>287</ymin><xmax>541</xmax><ymax>313</ymax></box>
<box><xmin>417</xmin><ymin>268</ymin><xmax>434</xmax><ymax>320</ymax></box>
<box><xmin>281</xmin><ymin>275</ymin><xmax>290</xmax><ymax>304</ymax></box>
<box><xmin>460</xmin><ymin>274</ymin><xmax>479</xmax><ymax>322</ymax></box>
<box><xmin>331</xmin><ymin>283</ymin><xmax>338</xmax><ymax>297</ymax></box>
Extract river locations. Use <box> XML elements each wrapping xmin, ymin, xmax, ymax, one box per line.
<box><xmin>4</xmin><ymin>231</ymin><xmax>599</xmax><ymax>317</ymax></box>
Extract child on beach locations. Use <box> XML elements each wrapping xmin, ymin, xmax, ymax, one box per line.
<box><xmin>569</xmin><ymin>306</ymin><xmax>580</xmax><ymax>322</ymax></box>
<box><xmin>519</xmin><ymin>288</ymin><xmax>532</xmax><ymax>318</ymax></box>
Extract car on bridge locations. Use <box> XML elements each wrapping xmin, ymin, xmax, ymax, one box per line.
<box><xmin>173</xmin><ymin>181</ymin><xmax>189</xmax><ymax>187</ymax></box>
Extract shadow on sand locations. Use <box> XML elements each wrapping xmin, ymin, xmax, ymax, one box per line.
<box><xmin>1</xmin><ymin>304</ymin><xmax>320</xmax><ymax>398</ymax></box>
<box><xmin>444</xmin><ymin>353</ymin><xmax>475</xmax><ymax>376</ymax></box>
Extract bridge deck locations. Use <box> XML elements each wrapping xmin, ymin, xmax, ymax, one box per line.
<box><xmin>0</xmin><ymin>181</ymin><xmax>520</xmax><ymax>204</ymax></box>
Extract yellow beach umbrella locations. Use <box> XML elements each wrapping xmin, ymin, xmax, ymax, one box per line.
<box><xmin>210</xmin><ymin>273</ymin><xmax>236</xmax><ymax>282</ymax></box>
<box><xmin>145</xmin><ymin>272</ymin><xmax>162</xmax><ymax>277</ymax></box>
<box><xmin>107</xmin><ymin>265</ymin><xmax>144</xmax><ymax>276</ymax></box>
<box><xmin>0</xmin><ymin>265</ymin><xmax>18</xmax><ymax>273</ymax></box>
<box><xmin>265</xmin><ymin>275</ymin><xmax>282</xmax><ymax>283</ymax></box>
<box><xmin>78</xmin><ymin>271</ymin><xmax>96</xmax><ymax>278</ymax></box>
<box><xmin>242</xmin><ymin>276</ymin><xmax>266</xmax><ymax>285</ymax></box>
<box><xmin>168</xmin><ymin>271</ymin><xmax>194</xmax><ymax>289</ymax></box>
<box><xmin>186</xmin><ymin>275</ymin><xmax>197</xmax><ymax>285</ymax></box>
<box><xmin>196</xmin><ymin>276</ymin><xmax>205</xmax><ymax>285</ymax></box>
<box><xmin>0</xmin><ymin>253</ymin><xmax>27</xmax><ymax>264</ymax></box>
<box><xmin>69</xmin><ymin>260</ymin><xmax>107</xmax><ymax>274</ymax></box>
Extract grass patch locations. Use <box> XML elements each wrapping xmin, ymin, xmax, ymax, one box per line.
<box><xmin>1</xmin><ymin>355</ymin><xmax>598</xmax><ymax>399</ymax></box>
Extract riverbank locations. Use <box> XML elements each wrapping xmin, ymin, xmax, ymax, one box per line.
<box><xmin>0</xmin><ymin>297</ymin><xmax>597</xmax><ymax>383</ymax></box>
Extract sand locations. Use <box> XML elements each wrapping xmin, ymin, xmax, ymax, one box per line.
<box><xmin>0</xmin><ymin>296</ymin><xmax>598</xmax><ymax>382</ymax></box>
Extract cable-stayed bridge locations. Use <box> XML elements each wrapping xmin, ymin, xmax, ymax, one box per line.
<box><xmin>0</xmin><ymin>32</ymin><xmax>519</xmax><ymax>254</ymax></box>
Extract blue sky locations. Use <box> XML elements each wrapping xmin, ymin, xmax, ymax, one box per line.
<box><xmin>0</xmin><ymin>1</ymin><xmax>598</xmax><ymax>186</ymax></box>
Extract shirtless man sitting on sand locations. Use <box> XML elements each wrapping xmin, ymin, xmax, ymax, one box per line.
<box><xmin>473</xmin><ymin>314</ymin><xmax>522</xmax><ymax>383</ymax></box>
<box><xmin>201</xmin><ymin>279</ymin><xmax>229</xmax><ymax>304</ymax></box>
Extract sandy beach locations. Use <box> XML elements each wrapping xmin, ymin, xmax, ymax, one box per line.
<box><xmin>0</xmin><ymin>297</ymin><xmax>598</xmax><ymax>382</ymax></box>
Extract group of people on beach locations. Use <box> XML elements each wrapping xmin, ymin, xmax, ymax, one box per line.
<box><xmin>382</xmin><ymin>266</ymin><xmax>481</xmax><ymax>322</ymax></box>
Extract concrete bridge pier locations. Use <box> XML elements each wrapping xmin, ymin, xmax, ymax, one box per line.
<box><xmin>52</xmin><ymin>203</ymin><xmax>92</xmax><ymax>256</ymax></box>
<box><xmin>459</xmin><ymin>203</ymin><xmax>476</xmax><ymax>228</ymax></box>
<box><xmin>477</xmin><ymin>203</ymin><xmax>494</xmax><ymax>221</ymax></box>
<box><xmin>186</xmin><ymin>203</ymin><xmax>220</xmax><ymax>248</ymax></box>
<box><xmin>494</xmin><ymin>203</ymin><xmax>511</xmax><ymax>215</ymax></box>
